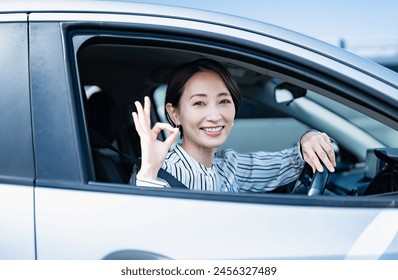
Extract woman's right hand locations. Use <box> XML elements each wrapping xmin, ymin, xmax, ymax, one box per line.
<box><xmin>132</xmin><ymin>96</ymin><xmax>179</xmax><ymax>180</ymax></box>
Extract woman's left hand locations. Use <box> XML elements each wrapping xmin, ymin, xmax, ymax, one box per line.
<box><xmin>300</xmin><ymin>131</ymin><xmax>336</xmax><ymax>173</ymax></box>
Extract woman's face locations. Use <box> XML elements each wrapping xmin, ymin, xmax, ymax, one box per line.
<box><xmin>169</xmin><ymin>70</ymin><xmax>236</xmax><ymax>155</ymax></box>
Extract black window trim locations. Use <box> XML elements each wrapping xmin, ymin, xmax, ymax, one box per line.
<box><xmin>65</xmin><ymin>23</ymin><xmax>398</xmax><ymax>208</ymax></box>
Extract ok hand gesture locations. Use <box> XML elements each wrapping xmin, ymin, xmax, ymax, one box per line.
<box><xmin>132</xmin><ymin>96</ymin><xmax>179</xmax><ymax>180</ymax></box>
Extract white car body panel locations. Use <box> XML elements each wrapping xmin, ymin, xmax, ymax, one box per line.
<box><xmin>35</xmin><ymin>187</ymin><xmax>396</xmax><ymax>259</ymax></box>
<box><xmin>0</xmin><ymin>184</ymin><xmax>35</xmax><ymax>259</ymax></box>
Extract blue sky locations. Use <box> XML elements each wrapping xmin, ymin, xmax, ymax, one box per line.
<box><xmin>133</xmin><ymin>0</ymin><xmax>398</xmax><ymax>57</ymax></box>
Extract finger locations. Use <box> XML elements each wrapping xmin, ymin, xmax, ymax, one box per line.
<box><xmin>132</xmin><ymin>111</ymin><xmax>152</xmax><ymax>141</ymax></box>
<box><xmin>320</xmin><ymin>133</ymin><xmax>336</xmax><ymax>167</ymax></box>
<box><xmin>151</xmin><ymin>122</ymin><xmax>179</xmax><ymax>143</ymax></box>
<box><xmin>134</xmin><ymin>100</ymin><xmax>148</xmax><ymax>131</ymax></box>
<box><xmin>313</xmin><ymin>144</ymin><xmax>334</xmax><ymax>173</ymax></box>
<box><xmin>317</xmin><ymin>134</ymin><xmax>336</xmax><ymax>172</ymax></box>
<box><xmin>152</xmin><ymin>122</ymin><xmax>177</xmax><ymax>135</ymax></box>
<box><xmin>150</xmin><ymin>123</ymin><xmax>179</xmax><ymax>151</ymax></box>
<box><xmin>301</xmin><ymin>131</ymin><xmax>323</xmax><ymax>171</ymax></box>
<box><xmin>302</xmin><ymin>143</ymin><xmax>324</xmax><ymax>173</ymax></box>
<box><xmin>302</xmin><ymin>132</ymin><xmax>336</xmax><ymax>173</ymax></box>
<box><xmin>144</xmin><ymin>96</ymin><xmax>151</xmax><ymax>126</ymax></box>
<box><xmin>132</xmin><ymin>112</ymin><xmax>143</xmax><ymax>134</ymax></box>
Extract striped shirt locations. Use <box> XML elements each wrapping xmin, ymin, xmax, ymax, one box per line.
<box><xmin>156</xmin><ymin>144</ymin><xmax>305</xmax><ymax>192</ymax></box>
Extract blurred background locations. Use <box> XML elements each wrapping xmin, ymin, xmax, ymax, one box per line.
<box><xmin>134</xmin><ymin>0</ymin><xmax>398</xmax><ymax>72</ymax></box>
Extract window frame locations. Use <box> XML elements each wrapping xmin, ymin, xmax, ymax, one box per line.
<box><xmin>65</xmin><ymin>21</ymin><xmax>398</xmax><ymax>208</ymax></box>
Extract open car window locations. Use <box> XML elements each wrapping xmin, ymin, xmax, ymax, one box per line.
<box><xmin>72</xmin><ymin>28</ymin><xmax>398</xmax><ymax>205</ymax></box>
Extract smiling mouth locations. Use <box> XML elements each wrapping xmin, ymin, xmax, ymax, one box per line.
<box><xmin>201</xmin><ymin>126</ymin><xmax>224</xmax><ymax>133</ymax></box>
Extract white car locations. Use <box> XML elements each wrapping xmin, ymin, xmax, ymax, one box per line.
<box><xmin>0</xmin><ymin>0</ymin><xmax>397</xmax><ymax>260</ymax></box>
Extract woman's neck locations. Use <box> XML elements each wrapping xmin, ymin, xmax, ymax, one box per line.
<box><xmin>180</xmin><ymin>142</ymin><xmax>215</xmax><ymax>168</ymax></box>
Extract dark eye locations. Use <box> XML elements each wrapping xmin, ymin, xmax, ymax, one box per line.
<box><xmin>220</xmin><ymin>99</ymin><xmax>232</xmax><ymax>104</ymax></box>
<box><xmin>193</xmin><ymin>101</ymin><xmax>205</xmax><ymax>106</ymax></box>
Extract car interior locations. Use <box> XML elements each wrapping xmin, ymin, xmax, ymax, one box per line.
<box><xmin>76</xmin><ymin>39</ymin><xmax>398</xmax><ymax>198</ymax></box>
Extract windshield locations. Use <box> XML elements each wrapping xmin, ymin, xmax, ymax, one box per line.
<box><xmin>307</xmin><ymin>91</ymin><xmax>398</xmax><ymax>147</ymax></box>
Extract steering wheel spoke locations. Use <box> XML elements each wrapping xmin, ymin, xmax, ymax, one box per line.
<box><xmin>292</xmin><ymin>163</ymin><xmax>329</xmax><ymax>196</ymax></box>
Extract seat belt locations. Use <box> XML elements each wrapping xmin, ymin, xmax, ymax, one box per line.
<box><xmin>89</xmin><ymin>128</ymin><xmax>188</xmax><ymax>189</ymax></box>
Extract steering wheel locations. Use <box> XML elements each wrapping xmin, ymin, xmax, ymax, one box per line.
<box><xmin>292</xmin><ymin>163</ymin><xmax>329</xmax><ymax>196</ymax></box>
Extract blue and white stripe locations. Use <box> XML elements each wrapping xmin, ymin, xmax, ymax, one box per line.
<box><xmin>162</xmin><ymin>144</ymin><xmax>304</xmax><ymax>192</ymax></box>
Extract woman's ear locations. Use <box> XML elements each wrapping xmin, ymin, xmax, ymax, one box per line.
<box><xmin>165</xmin><ymin>103</ymin><xmax>180</xmax><ymax>125</ymax></box>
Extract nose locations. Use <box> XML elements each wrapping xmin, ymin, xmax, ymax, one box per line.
<box><xmin>206</xmin><ymin>104</ymin><xmax>222</xmax><ymax>121</ymax></box>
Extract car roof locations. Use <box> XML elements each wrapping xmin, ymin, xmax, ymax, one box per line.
<box><xmin>2</xmin><ymin>0</ymin><xmax>398</xmax><ymax>89</ymax></box>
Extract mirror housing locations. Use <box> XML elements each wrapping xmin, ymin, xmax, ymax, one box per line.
<box><xmin>272</xmin><ymin>80</ymin><xmax>307</xmax><ymax>104</ymax></box>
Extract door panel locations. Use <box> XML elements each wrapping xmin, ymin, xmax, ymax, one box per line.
<box><xmin>34</xmin><ymin>187</ymin><xmax>396</xmax><ymax>259</ymax></box>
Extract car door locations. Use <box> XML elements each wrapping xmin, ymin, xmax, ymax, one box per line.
<box><xmin>30</xmin><ymin>7</ymin><xmax>398</xmax><ymax>260</ymax></box>
<box><xmin>0</xmin><ymin>13</ymin><xmax>36</xmax><ymax>260</ymax></box>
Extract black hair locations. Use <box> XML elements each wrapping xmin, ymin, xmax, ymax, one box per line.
<box><xmin>165</xmin><ymin>58</ymin><xmax>241</xmax><ymax>134</ymax></box>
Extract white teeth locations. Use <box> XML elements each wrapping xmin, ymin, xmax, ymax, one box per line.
<box><xmin>203</xmin><ymin>126</ymin><xmax>222</xmax><ymax>132</ymax></box>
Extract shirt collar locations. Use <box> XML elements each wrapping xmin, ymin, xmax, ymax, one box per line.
<box><xmin>174</xmin><ymin>144</ymin><xmax>214</xmax><ymax>175</ymax></box>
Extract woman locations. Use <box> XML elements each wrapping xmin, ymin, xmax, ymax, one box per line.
<box><xmin>132</xmin><ymin>58</ymin><xmax>335</xmax><ymax>191</ymax></box>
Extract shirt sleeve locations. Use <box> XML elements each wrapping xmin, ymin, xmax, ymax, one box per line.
<box><xmin>224</xmin><ymin>143</ymin><xmax>305</xmax><ymax>192</ymax></box>
<box><xmin>128</xmin><ymin>165</ymin><xmax>168</xmax><ymax>188</ymax></box>
<box><xmin>135</xmin><ymin>176</ymin><xmax>168</xmax><ymax>188</ymax></box>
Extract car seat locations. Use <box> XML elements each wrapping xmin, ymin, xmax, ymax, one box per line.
<box><xmin>87</xmin><ymin>90</ymin><xmax>132</xmax><ymax>183</ymax></box>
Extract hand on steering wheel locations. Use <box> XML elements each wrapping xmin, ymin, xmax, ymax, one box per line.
<box><xmin>292</xmin><ymin>163</ymin><xmax>329</xmax><ymax>196</ymax></box>
<box><xmin>300</xmin><ymin>131</ymin><xmax>336</xmax><ymax>173</ymax></box>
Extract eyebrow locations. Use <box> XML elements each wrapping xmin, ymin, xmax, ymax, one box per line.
<box><xmin>189</xmin><ymin>92</ymin><xmax>231</xmax><ymax>100</ymax></box>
